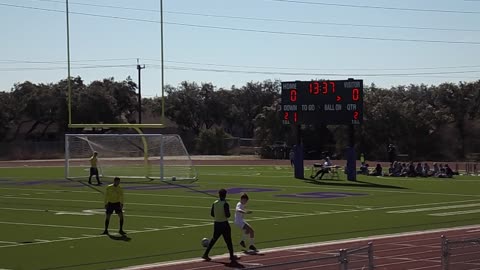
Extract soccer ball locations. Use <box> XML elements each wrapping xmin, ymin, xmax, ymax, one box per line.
<box><xmin>171</xmin><ymin>176</ymin><xmax>176</xmax><ymax>181</ymax></box>
<box><xmin>201</xmin><ymin>237</ymin><xmax>210</xmax><ymax>248</ymax></box>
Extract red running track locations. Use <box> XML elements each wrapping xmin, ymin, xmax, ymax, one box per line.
<box><xmin>120</xmin><ymin>225</ymin><xmax>480</xmax><ymax>270</ymax></box>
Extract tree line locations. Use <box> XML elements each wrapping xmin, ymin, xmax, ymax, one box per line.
<box><xmin>1</xmin><ymin>77</ymin><xmax>479</xmax><ymax>161</ymax></box>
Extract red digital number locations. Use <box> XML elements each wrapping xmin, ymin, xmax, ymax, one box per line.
<box><xmin>352</xmin><ymin>88</ymin><xmax>360</xmax><ymax>101</ymax></box>
<box><xmin>330</xmin><ymin>82</ymin><xmax>336</xmax><ymax>93</ymax></box>
<box><xmin>290</xmin><ymin>89</ymin><xmax>297</xmax><ymax>102</ymax></box>
<box><xmin>353</xmin><ymin>111</ymin><xmax>359</xmax><ymax>120</ymax></box>
<box><xmin>309</xmin><ymin>82</ymin><xmax>319</xmax><ymax>95</ymax></box>
<box><xmin>322</xmin><ymin>81</ymin><xmax>328</xmax><ymax>94</ymax></box>
<box><xmin>284</xmin><ymin>111</ymin><xmax>298</xmax><ymax>123</ymax></box>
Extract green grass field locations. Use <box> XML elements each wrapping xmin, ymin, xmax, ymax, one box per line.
<box><xmin>1</xmin><ymin>165</ymin><xmax>480</xmax><ymax>270</ymax></box>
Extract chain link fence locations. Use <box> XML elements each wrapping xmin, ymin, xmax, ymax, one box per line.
<box><xmin>245</xmin><ymin>242</ymin><xmax>374</xmax><ymax>270</ymax></box>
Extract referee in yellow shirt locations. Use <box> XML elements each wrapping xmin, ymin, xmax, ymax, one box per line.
<box><xmin>103</xmin><ymin>177</ymin><xmax>126</xmax><ymax>235</ymax></box>
<box><xmin>202</xmin><ymin>188</ymin><xmax>238</xmax><ymax>262</ymax></box>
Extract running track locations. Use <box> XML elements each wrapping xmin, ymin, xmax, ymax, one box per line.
<box><xmin>121</xmin><ymin>225</ymin><xmax>480</xmax><ymax>270</ymax></box>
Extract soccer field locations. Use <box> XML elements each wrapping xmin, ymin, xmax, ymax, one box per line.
<box><xmin>1</xmin><ymin>164</ymin><xmax>480</xmax><ymax>270</ymax></box>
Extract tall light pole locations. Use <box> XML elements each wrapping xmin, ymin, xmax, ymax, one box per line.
<box><xmin>160</xmin><ymin>0</ymin><xmax>165</xmax><ymax>122</ymax></box>
<box><xmin>137</xmin><ymin>59</ymin><xmax>145</xmax><ymax>124</ymax></box>
<box><xmin>66</xmin><ymin>0</ymin><xmax>72</xmax><ymax>126</ymax></box>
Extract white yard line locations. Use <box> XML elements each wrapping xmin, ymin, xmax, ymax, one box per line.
<box><xmin>0</xmin><ymin>221</ymin><xmax>106</xmax><ymax>230</ymax></box>
<box><xmin>0</xmin><ymin>195</ymin><xmax>312</xmax><ymax>215</ymax></box>
<box><xmin>0</xmin><ymin>207</ymin><xmax>212</xmax><ymax>222</ymax></box>
<box><xmin>429</xmin><ymin>209</ymin><xmax>480</xmax><ymax>217</ymax></box>
<box><xmin>0</xmin><ymin>187</ymin><xmax>365</xmax><ymax>207</ymax></box>
<box><xmin>0</xmin><ymin>207</ymin><xmax>48</xmax><ymax>212</ymax></box>
<box><xmin>0</xmin><ymin>240</ymin><xmax>17</xmax><ymax>244</ymax></box>
<box><xmin>388</xmin><ymin>203</ymin><xmax>480</xmax><ymax>214</ymax></box>
<box><xmin>3</xmin><ymin>197</ymin><xmax>480</xmax><ymax>225</ymax></box>
<box><xmin>0</xmin><ymin>228</ymin><xmax>162</xmax><ymax>249</ymax></box>
<box><xmin>205</xmin><ymin>181</ymin><xmax>480</xmax><ymax>198</ymax></box>
<box><xmin>1</xmin><ymin>181</ymin><xmax>467</xmax><ymax>210</ymax></box>
<box><xmin>126</xmin><ymin>214</ymin><xmax>211</xmax><ymax>222</ymax></box>
<box><xmin>33</xmin><ymin>239</ymin><xmax>49</xmax><ymax>243</ymax></box>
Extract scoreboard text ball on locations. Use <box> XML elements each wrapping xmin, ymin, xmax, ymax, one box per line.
<box><xmin>281</xmin><ymin>79</ymin><xmax>364</xmax><ymax>125</ymax></box>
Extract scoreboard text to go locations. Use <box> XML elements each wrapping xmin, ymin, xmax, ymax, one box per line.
<box><xmin>280</xmin><ymin>79</ymin><xmax>364</xmax><ymax>125</ymax></box>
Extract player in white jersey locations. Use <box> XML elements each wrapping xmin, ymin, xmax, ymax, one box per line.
<box><xmin>234</xmin><ymin>193</ymin><xmax>257</xmax><ymax>251</ymax></box>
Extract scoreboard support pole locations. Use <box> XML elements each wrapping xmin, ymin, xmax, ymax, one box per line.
<box><xmin>346</xmin><ymin>124</ymin><xmax>357</xmax><ymax>181</ymax></box>
<box><xmin>294</xmin><ymin>125</ymin><xmax>304</xmax><ymax>179</ymax></box>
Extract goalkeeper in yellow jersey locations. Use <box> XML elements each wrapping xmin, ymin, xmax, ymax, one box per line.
<box><xmin>103</xmin><ymin>177</ymin><xmax>126</xmax><ymax>235</ymax></box>
<box><xmin>88</xmin><ymin>152</ymin><xmax>102</xmax><ymax>185</ymax></box>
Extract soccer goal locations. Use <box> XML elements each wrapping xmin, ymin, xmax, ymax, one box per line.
<box><xmin>65</xmin><ymin>134</ymin><xmax>197</xmax><ymax>181</ymax></box>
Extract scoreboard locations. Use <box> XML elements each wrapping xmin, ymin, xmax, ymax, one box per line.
<box><xmin>281</xmin><ymin>79</ymin><xmax>364</xmax><ymax>125</ymax></box>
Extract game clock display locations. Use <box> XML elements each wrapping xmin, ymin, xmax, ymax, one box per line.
<box><xmin>281</xmin><ymin>79</ymin><xmax>364</xmax><ymax>125</ymax></box>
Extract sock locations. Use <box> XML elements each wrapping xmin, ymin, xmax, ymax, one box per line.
<box><xmin>120</xmin><ymin>219</ymin><xmax>124</xmax><ymax>231</ymax></box>
<box><xmin>104</xmin><ymin>219</ymin><xmax>109</xmax><ymax>231</ymax></box>
<box><xmin>250</xmin><ymin>237</ymin><xmax>255</xmax><ymax>246</ymax></box>
<box><xmin>241</xmin><ymin>233</ymin><xmax>246</xmax><ymax>242</ymax></box>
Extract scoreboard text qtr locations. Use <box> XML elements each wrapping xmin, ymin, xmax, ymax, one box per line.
<box><xmin>281</xmin><ymin>79</ymin><xmax>364</xmax><ymax>125</ymax></box>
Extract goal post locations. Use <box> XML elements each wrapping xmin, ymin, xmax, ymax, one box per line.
<box><xmin>65</xmin><ymin>134</ymin><xmax>197</xmax><ymax>181</ymax></box>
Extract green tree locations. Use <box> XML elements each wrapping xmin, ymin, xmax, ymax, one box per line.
<box><xmin>436</xmin><ymin>81</ymin><xmax>480</xmax><ymax>158</ymax></box>
<box><xmin>0</xmin><ymin>92</ymin><xmax>14</xmax><ymax>140</ymax></box>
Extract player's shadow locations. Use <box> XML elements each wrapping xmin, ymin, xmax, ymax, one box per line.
<box><xmin>210</xmin><ymin>260</ymin><xmax>245</xmax><ymax>268</ymax></box>
<box><xmin>303</xmin><ymin>178</ymin><xmax>407</xmax><ymax>190</ymax></box>
<box><xmin>108</xmin><ymin>234</ymin><xmax>132</xmax><ymax>242</ymax></box>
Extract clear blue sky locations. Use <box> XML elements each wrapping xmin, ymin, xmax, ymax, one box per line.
<box><xmin>1</xmin><ymin>0</ymin><xmax>480</xmax><ymax>98</ymax></box>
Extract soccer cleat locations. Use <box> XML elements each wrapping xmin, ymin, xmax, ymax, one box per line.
<box><xmin>102</xmin><ymin>230</ymin><xmax>109</xmax><ymax>235</ymax></box>
<box><xmin>240</xmin><ymin>240</ymin><xmax>246</xmax><ymax>248</ymax></box>
<box><xmin>249</xmin><ymin>245</ymin><xmax>258</xmax><ymax>252</ymax></box>
<box><xmin>119</xmin><ymin>230</ymin><xmax>127</xmax><ymax>235</ymax></box>
<box><xmin>202</xmin><ymin>255</ymin><xmax>211</xmax><ymax>261</ymax></box>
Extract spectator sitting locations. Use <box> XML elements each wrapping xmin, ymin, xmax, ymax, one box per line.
<box><xmin>432</xmin><ymin>163</ymin><xmax>440</xmax><ymax>177</ymax></box>
<box><xmin>392</xmin><ymin>161</ymin><xmax>402</xmax><ymax>177</ymax></box>
<box><xmin>423</xmin><ymin>163</ymin><xmax>431</xmax><ymax>177</ymax></box>
<box><xmin>436</xmin><ymin>164</ymin><xmax>447</xmax><ymax>178</ymax></box>
<box><xmin>407</xmin><ymin>162</ymin><xmax>416</xmax><ymax>177</ymax></box>
<box><xmin>388</xmin><ymin>163</ymin><xmax>394</xmax><ymax>175</ymax></box>
<box><xmin>369</xmin><ymin>164</ymin><xmax>383</xmax><ymax>176</ymax></box>
<box><xmin>358</xmin><ymin>162</ymin><xmax>369</xmax><ymax>175</ymax></box>
<box><xmin>400</xmin><ymin>163</ymin><xmax>408</xmax><ymax>177</ymax></box>
<box><xmin>445</xmin><ymin>164</ymin><xmax>454</xmax><ymax>178</ymax></box>
<box><xmin>415</xmin><ymin>162</ymin><xmax>423</xmax><ymax>177</ymax></box>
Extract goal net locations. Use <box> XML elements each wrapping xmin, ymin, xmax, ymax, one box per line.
<box><xmin>65</xmin><ymin>134</ymin><xmax>197</xmax><ymax>181</ymax></box>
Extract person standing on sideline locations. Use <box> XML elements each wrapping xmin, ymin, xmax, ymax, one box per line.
<box><xmin>103</xmin><ymin>177</ymin><xmax>126</xmax><ymax>235</ymax></box>
<box><xmin>89</xmin><ymin>152</ymin><xmax>102</xmax><ymax>185</ymax></box>
<box><xmin>387</xmin><ymin>144</ymin><xmax>397</xmax><ymax>165</ymax></box>
<box><xmin>202</xmin><ymin>188</ymin><xmax>238</xmax><ymax>262</ymax></box>
<box><xmin>289</xmin><ymin>148</ymin><xmax>295</xmax><ymax>168</ymax></box>
<box><xmin>234</xmin><ymin>193</ymin><xmax>257</xmax><ymax>252</ymax></box>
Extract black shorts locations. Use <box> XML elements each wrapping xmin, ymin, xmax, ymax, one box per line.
<box><xmin>90</xmin><ymin>167</ymin><xmax>99</xmax><ymax>176</ymax></box>
<box><xmin>106</xmin><ymin>202</ymin><xmax>122</xmax><ymax>214</ymax></box>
